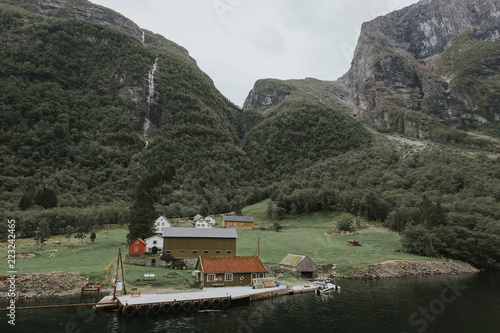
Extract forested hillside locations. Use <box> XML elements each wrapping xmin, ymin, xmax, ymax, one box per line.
<box><xmin>1</xmin><ymin>0</ymin><xmax>499</xmax><ymax>270</ymax></box>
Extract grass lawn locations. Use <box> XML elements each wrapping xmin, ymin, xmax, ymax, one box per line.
<box><xmin>238</xmin><ymin>200</ymin><xmax>442</xmax><ymax>275</ymax></box>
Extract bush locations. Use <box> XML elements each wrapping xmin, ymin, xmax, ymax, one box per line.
<box><xmin>337</xmin><ymin>215</ymin><xmax>354</xmax><ymax>232</ymax></box>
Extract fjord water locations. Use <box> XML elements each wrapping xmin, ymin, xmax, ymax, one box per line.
<box><xmin>2</xmin><ymin>272</ymin><xmax>499</xmax><ymax>333</ymax></box>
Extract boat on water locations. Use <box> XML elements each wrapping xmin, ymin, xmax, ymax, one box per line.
<box><xmin>315</xmin><ymin>282</ymin><xmax>340</xmax><ymax>295</ymax></box>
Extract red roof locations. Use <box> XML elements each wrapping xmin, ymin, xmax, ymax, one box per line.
<box><xmin>129</xmin><ymin>238</ymin><xmax>147</xmax><ymax>246</ymax></box>
<box><xmin>199</xmin><ymin>256</ymin><xmax>266</xmax><ymax>273</ymax></box>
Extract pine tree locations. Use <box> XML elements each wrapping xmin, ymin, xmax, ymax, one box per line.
<box><xmin>35</xmin><ymin>187</ymin><xmax>58</xmax><ymax>209</ymax></box>
<box><xmin>127</xmin><ymin>191</ymin><xmax>157</xmax><ymax>242</ymax></box>
<box><xmin>34</xmin><ymin>219</ymin><xmax>51</xmax><ymax>249</ymax></box>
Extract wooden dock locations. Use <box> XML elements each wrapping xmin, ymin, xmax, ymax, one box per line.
<box><xmin>95</xmin><ymin>284</ymin><xmax>316</xmax><ymax>316</ymax></box>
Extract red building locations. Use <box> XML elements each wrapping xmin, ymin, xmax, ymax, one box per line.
<box><xmin>128</xmin><ymin>238</ymin><xmax>146</xmax><ymax>255</ymax></box>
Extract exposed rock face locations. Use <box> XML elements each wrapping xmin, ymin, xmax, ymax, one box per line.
<box><xmin>342</xmin><ymin>0</ymin><xmax>500</xmax><ymax>129</ymax></box>
<box><xmin>243</xmin><ymin>79</ymin><xmax>295</xmax><ymax>110</ymax></box>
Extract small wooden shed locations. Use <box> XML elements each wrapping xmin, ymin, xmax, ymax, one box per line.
<box><xmin>279</xmin><ymin>254</ymin><xmax>318</xmax><ymax>278</ymax></box>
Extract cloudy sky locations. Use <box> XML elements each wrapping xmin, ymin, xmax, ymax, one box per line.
<box><xmin>90</xmin><ymin>0</ymin><xmax>420</xmax><ymax>106</ymax></box>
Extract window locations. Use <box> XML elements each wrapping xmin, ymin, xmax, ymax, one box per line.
<box><xmin>134</xmin><ymin>246</ymin><xmax>139</xmax><ymax>252</ymax></box>
<box><xmin>181</xmin><ymin>250</ymin><xmax>186</xmax><ymax>255</ymax></box>
<box><xmin>204</xmin><ymin>250</ymin><xmax>209</xmax><ymax>254</ymax></box>
<box><xmin>166</xmin><ymin>251</ymin><xmax>171</xmax><ymax>254</ymax></box>
<box><xmin>207</xmin><ymin>274</ymin><xmax>216</xmax><ymax>282</ymax></box>
<box><xmin>225</xmin><ymin>273</ymin><xmax>233</xmax><ymax>281</ymax></box>
<box><xmin>153</xmin><ymin>240</ymin><xmax>157</xmax><ymax>245</ymax></box>
<box><xmin>216</xmin><ymin>250</ymin><xmax>220</xmax><ymax>254</ymax></box>
<box><xmin>227</xmin><ymin>250</ymin><xmax>232</xmax><ymax>254</ymax></box>
<box><xmin>258</xmin><ymin>273</ymin><xmax>265</xmax><ymax>278</ymax></box>
<box><xmin>135</xmin><ymin>240</ymin><xmax>139</xmax><ymax>244</ymax></box>
<box><xmin>193</xmin><ymin>250</ymin><xmax>198</xmax><ymax>254</ymax></box>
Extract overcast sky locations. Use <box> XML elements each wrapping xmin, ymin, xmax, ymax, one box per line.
<box><xmin>90</xmin><ymin>0</ymin><xmax>420</xmax><ymax>106</ymax></box>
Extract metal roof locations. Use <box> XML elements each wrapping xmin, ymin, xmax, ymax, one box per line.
<box><xmin>222</xmin><ymin>215</ymin><xmax>255</xmax><ymax>223</ymax></box>
<box><xmin>162</xmin><ymin>227</ymin><xmax>237</xmax><ymax>239</ymax></box>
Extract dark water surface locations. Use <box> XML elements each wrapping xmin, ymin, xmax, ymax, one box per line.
<box><xmin>2</xmin><ymin>272</ymin><xmax>499</xmax><ymax>333</ymax></box>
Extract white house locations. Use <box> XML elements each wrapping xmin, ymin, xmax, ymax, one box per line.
<box><xmin>205</xmin><ymin>216</ymin><xmax>217</xmax><ymax>226</ymax></box>
<box><xmin>144</xmin><ymin>235</ymin><xmax>163</xmax><ymax>253</ymax></box>
<box><xmin>155</xmin><ymin>216</ymin><xmax>171</xmax><ymax>234</ymax></box>
<box><xmin>195</xmin><ymin>219</ymin><xmax>213</xmax><ymax>228</ymax></box>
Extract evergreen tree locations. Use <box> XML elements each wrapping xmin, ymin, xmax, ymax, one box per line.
<box><xmin>127</xmin><ymin>191</ymin><xmax>157</xmax><ymax>242</ymax></box>
<box><xmin>65</xmin><ymin>225</ymin><xmax>74</xmax><ymax>242</ymax></box>
<box><xmin>35</xmin><ymin>187</ymin><xmax>58</xmax><ymax>209</ymax></box>
<box><xmin>18</xmin><ymin>194</ymin><xmax>33</xmax><ymax>211</ymax></box>
<box><xmin>34</xmin><ymin>219</ymin><xmax>51</xmax><ymax>249</ymax></box>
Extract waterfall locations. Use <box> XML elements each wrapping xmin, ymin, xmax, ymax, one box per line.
<box><xmin>141</xmin><ymin>31</ymin><xmax>145</xmax><ymax>44</ymax></box>
<box><xmin>142</xmin><ymin>57</ymin><xmax>159</xmax><ymax>146</ymax></box>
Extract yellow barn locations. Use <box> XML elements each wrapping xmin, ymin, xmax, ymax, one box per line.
<box><xmin>221</xmin><ymin>215</ymin><xmax>254</xmax><ymax>229</ymax></box>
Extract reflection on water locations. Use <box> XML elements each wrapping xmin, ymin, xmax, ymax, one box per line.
<box><xmin>2</xmin><ymin>272</ymin><xmax>499</xmax><ymax>333</ymax></box>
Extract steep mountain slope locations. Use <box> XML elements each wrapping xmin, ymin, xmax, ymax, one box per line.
<box><xmin>342</xmin><ymin>0</ymin><xmax>500</xmax><ymax>135</ymax></box>
<box><xmin>0</xmin><ymin>0</ymin><xmax>243</xmax><ymax>210</ymax></box>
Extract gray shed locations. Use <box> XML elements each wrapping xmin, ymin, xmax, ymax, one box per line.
<box><xmin>279</xmin><ymin>254</ymin><xmax>318</xmax><ymax>278</ymax></box>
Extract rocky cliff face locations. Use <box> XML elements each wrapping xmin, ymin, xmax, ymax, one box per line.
<box><xmin>342</xmin><ymin>0</ymin><xmax>500</xmax><ymax>130</ymax></box>
<box><xmin>243</xmin><ymin>79</ymin><xmax>295</xmax><ymax>110</ymax></box>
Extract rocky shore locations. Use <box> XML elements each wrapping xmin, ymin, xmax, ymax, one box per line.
<box><xmin>0</xmin><ymin>272</ymin><xmax>106</xmax><ymax>300</ymax></box>
<box><xmin>345</xmin><ymin>260</ymin><xmax>480</xmax><ymax>280</ymax></box>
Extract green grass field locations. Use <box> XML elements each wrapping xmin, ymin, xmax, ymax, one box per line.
<box><xmin>0</xmin><ymin>200</ymin><xmax>441</xmax><ymax>286</ymax></box>
<box><xmin>1</xmin><ymin>225</ymin><xmax>194</xmax><ymax>289</ymax></box>
<box><xmin>238</xmin><ymin>200</ymin><xmax>439</xmax><ymax>275</ymax></box>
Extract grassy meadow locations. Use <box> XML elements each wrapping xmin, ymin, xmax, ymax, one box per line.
<box><xmin>238</xmin><ymin>200</ymin><xmax>440</xmax><ymax>275</ymax></box>
<box><xmin>0</xmin><ymin>200</ymin><xmax>442</xmax><ymax>289</ymax></box>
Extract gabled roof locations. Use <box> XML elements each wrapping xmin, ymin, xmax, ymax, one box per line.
<box><xmin>129</xmin><ymin>238</ymin><xmax>147</xmax><ymax>246</ymax></box>
<box><xmin>198</xmin><ymin>256</ymin><xmax>265</xmax><ymax>273</ymax></box>
<box><xmin>144</xmin><ymin>235</ymin><xmax>163</xmax><ymax>242</ymax></box>
<box><xmin>279</xmin><ymin>254</ymin><xmax>309</xmax><ymax>267</ymax></box>
<box><xmin>163</xmin><ymin>227</ymin><xmax>237</xmax><ymax>239</ymax></box>
<box><xmin>222</xmin><ymin>215</ymin><xmax>255</xmax><ymax>223</ymax></box>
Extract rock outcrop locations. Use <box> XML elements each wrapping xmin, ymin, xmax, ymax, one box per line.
<box><xmin>342</xmin><ymin>0</ymin><xmax>500</xmax><ymax>130</ymax></box>
<box><xmin>243</xmin><ymin>79</ymin><xmax>295</xmax><ymax>110</ymax></box>
<box><xmin>0</xmin><ymin>273</ymin><xmax>94</xmax><ymax>300</ymax></box>
<box><xmin>347</xmin><ymin>260</ymin><xmax>480</xmax><ymax>279</ymax></box>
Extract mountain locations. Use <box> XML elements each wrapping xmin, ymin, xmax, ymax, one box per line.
<box><xmin>1</xmin><ymin>0</ymin><xmax>500</xmax><ymax>269</ymax></box>
<box><xmin>0</xmin><ymin>0</ymin><xmax>243</xmax><ymax>212</ymax></box>
<box><xmin>241</xmin><ymin>78</ymin><xmax>371</xmax><ymax>175</ymax></box>
<box><xmin>342</xmin><ymin>0</ymin><xmax>500</xmax><ymax>138</ymax></box>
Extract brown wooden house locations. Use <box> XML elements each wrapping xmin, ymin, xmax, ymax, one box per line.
<box><xmin>195</xmin><ymin>256</ymin><xmax>266</xmax><ymax>287</ymax></box>
<box><xmin>279</xmin><ymin>254</ymin><xmax>318</xmax><ymax>278</ymax></box>
<box><xmin>162</xmin><ymin>228</ymin><xmax>237</xmax><ymax>259</ymax></box>
<box><xmin>221</xmin><ymin>215</ymin><xmax>254</xmax><ymax>229</ymax></box>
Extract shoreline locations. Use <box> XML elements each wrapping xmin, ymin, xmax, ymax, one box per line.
<box><xmin>341</xmin><ymin>260</ymin><xmax>480</xmax><ymax>280</ymax></box>
<box><xmin>1</xmin><ymin>260</ymin><xmax>481</xmax><ymax>300</ymax></box>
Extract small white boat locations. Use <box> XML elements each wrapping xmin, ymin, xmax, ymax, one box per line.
<box><xmin>315</xmin><ymin>282</ymin><xmax>340</xmax><ymax>295</ymax></box>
